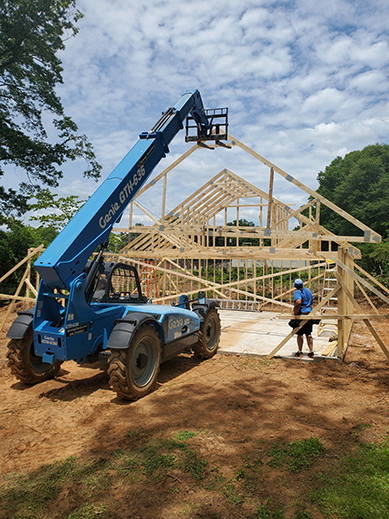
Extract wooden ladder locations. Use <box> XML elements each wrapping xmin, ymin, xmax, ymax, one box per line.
<box><xmin>317</xmin><ymin>260</ymin><xmax>338</xmax><ymax>338</ymax></box>
<box><xmin>139</xmin><ymin>260</ymin><xmax>158</xmax><ymax>298</ymax></box>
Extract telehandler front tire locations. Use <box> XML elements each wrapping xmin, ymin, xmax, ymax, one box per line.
<box><xmin>6</xmin><ymin>327</ymin><xmax>62</xmax><ymax>384</ymax></box>
<box><xmin>108</xmin><ymin>324</ymin><xmax>161</xmax><ymax>400</ymax></box>
<box><xmin>194</xmin><ymin>307</ymin><xmax>221</xmax><ymax>360</ymax></box>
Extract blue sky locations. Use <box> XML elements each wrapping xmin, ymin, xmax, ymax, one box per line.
<box><xmin>8</xmin><ymin>0</ymin><xmax>389</xmax><ymax>227</ymax></box>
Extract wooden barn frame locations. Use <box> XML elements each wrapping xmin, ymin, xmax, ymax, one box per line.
<box><xmin>2</xmin><ymin>134</ymin><xmax>389</xmax><ymax>361</ymax></box>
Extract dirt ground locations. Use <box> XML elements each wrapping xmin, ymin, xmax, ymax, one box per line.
<box><xmin>1</xmin><ymin>302</ymin><xmax>389</xmax><ymax>517</ymax></box>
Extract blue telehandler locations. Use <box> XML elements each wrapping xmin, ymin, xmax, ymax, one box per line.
<box><xmin>6</xmin><ymin>90</ymin><xmax>228</xmax><ymax>400</ymax></box>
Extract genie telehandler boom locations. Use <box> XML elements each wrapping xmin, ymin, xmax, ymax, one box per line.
<box><xmin>6</xmin><ymin>90</ymin><xmax>228</xmax><ymax>400</ymax></box>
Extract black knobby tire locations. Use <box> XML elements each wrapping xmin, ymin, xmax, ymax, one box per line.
<box><xmin>194</xmin><ymin>307</ymin><xmax>221</xmax><ymax>359</ymax></box>
<box><xmin>108</xmin><ymin>324</ymin><xmax>161</xmax><ymax>400</ymax></box>
<box><xmin>6</xmin><ymin>327</ymin><xmax>62</xmax><ymax>385</ymax></box>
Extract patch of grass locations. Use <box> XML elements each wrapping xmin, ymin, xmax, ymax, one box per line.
<box><xmin>175</xmin><ymin>430</ymin><xmax>196</xmax><ymax>441</ymax></box>
<box><xmin>235</xmin><ymin>468</ymin><xmax>246</xmax><ymax>480</ymax></box>
<box><xmin>118</xmin><ymin>453</ymin><xmax>142</xmax><ymax>475</ymax></box>
<box><xmin>181</xmin><ymin>447</ymin><xmax>207</xmax><ymax>481</ymax></box>
<box><xmin>67</xmin><ymin>503</ymin><xmax>108</xmax><ymax>519</ymax></box>
<box><xmin>354</xmin><ymin>420</ymin><xmax>373</xmax><ymax>437</ymax></box>
<box><xmin>204</xmin><ymin>466</ymin><xmax>225</xmax><ymax>490</ymax></box>
<box><xmin>125</xmin><ymin>428</ymin><xmax>141</xmax><ymax>439</ymax></box>
<box><xmin>0</xmin><ymin>457</ymin><xmax>105</xmax><ymax>519</ymax></box>
<box><xmin>0</xmin><ymin>429</ymin><xmax>210</xmax><ymax>518</ymax></box>
<box><xmin>268</xmin><ymin>437</ymin><xmax>324</xmax><ymax>472</ymax></box>
<box><xmin>253</xmin><ymin>497</ymin><xmax>287</xmax><ymax>518</ymax></box>
<box><xmin>143</xmin><ymin>450</ymin><xmax>176</xmax><ymax>477</ymax></box>
<box><xmin>222</xmin><ymin>482</ymin><xmax>245</xmax><ymax>505</ymax></box>
<box><xmin>135</xmin><ymin>440</ymin><xmax>176</xmax><ymax>479</ymax></box>
<box><xmin>255</xmin><ymin>504</ymin><xmax>271</xmax><ymax>518</ymax></box>
<box><xmin>291</xmin><ymin>511</ymin><xmax>314</xmax><ymax>519</ymax></box>
<box><xmin>3</xmin><ymin>428</ymin><xmax>389</xmax><ymax>519</ymax></box>
<box><xmin>313</xmin><ymin>437</ymin><xmax>389</xmax><ymax>518</ymax></box>
<box><xmin>112</xmin><ymin>448</ymin><xmax>126</xmax><ymax>459</ymax></box>
<box><xmin>117</xmin><ymin>431</ymin><xmax>207</xmax><ymax>482</ymax></box>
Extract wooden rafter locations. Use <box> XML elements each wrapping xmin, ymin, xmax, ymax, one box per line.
<box><xmin>4</xmin><ymin>135</ymin><xmax>388</xmax><ymax>363</ymax></box>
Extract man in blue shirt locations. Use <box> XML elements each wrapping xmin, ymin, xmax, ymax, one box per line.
<box><xmin>293</xmin><ymin>278</ymin><xmax>314</xmax><ymax>358</ymax></box>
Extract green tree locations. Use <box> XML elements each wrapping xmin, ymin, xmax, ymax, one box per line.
<box><xmin>316</xmin><ymin>143</ymin><xmax>389</xmax><ymax>284</ymax></box>
<box><xmin>0</xmin><ymin>220</ymin><xmax>41</xmax><ymax>294</ymax></box>
<box><xmin>107</xmin><ymin>224</ymin><xmax>144</xmax><ymax>252</ymax></box>
<box><xmin>28</xmin><ymin>188</ymin><xmax>85</xmax><ymax>231</ymax></box>
<box><xmin>0</xmin><ymin>0</ymin><xmax>101</xmax><ymax>223</ymax></box>
<box><xmin>316</xmin><ymin>144</ymin><xmax>389</xmax><ymax>238</ymax></box>
<box><xmin>221</xmin><ymin>219</ymin><xmax>259</xmax><ymax>247</ymax></box>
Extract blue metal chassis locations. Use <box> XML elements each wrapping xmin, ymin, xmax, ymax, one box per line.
<box><xmin>33</xmin><ymin>273</ymin><xmax>201</xmax><ymax>364</ymax></box>
<box><xmin>27</xmin><ymin>90</ymin><xmax>210</xmax><ymax>366</ymax></box>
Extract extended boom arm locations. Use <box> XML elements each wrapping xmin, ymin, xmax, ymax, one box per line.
<box><xmin>35</xmin><ymin>90</ymin><xmax>209</xmax><ymax>289</ymax></box>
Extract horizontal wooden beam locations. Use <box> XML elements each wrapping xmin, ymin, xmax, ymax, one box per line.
<box><xmin>0</xmin><ymin>293</ymin><xmax>35</xmax><ymax>302</ymax></box>
<box><xmin>277</xmin><ymin>314</ymin><xmax>389</xmax><ymax>320</ymax></box>
<box><xmin>114</xmin><ymin>225</ymin><xmax>369</xmax><ymax>243</ymax></box>
<box><xmin>124</xmin><ymin>249</ymin><xmax>339</xmax><ymax>260</ymax></box>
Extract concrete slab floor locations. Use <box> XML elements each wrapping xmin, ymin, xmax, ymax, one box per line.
<box><xmin>218</xmin><ymin>309</ymin><xmax>339</xmax><ymax>362</ymax></box>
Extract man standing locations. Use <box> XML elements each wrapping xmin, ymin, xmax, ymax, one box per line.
<box><xmin>293</xmin><ymin>278</ymin><xmax>314</xmax><ymax>358</ymax></box>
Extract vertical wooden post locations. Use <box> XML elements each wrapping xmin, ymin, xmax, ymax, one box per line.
<box><xmin>289</xmin><ymin>267</ymin><xmax>292</xmax><ymax>304</ymax></box>
<box><xmin>315</xmin><ymin>199</ymin><xmax>321</xmax><ymax>227</ymax></box>
<box><xmin>267</xmin><ymin>167</ymin><xmax>274</xmax><ymax>229</ymax></box>
<box><xmin>162</xmin><ymin>260</ymin><xmax>167</xmax><ymax>298</ymax></box>
<box><xmin>224</xmin><ymin>207</ymin><xmax>228</xmax><ymax>247</ymax></box>
<box><xmin>337</xmin><ymin>248</ymin><xmax>354</xmax><ymax>358</ymax></box>
<box><xmin>206</xmin><ymin>257</ymin><xmax>208</xmax><ymax>296</ymax></box>
<box><xmin>229</xmin><ymin>256</ymin><xmax>232</xmax><ymax>298</ymax></box>
<box><xmin>245</xmin><ymin>259</ymin><xmax>248</xmax><ymax>298</ymax></box>
<box><xmin>25</xmin><ymin>252</ymin><xmax>31</xmax><ymax>300</ymax></box>
<box><xmin>191</xmin><ymin>259</ymin><xmax>193</xmax><ymax>295</ymax></box>
<box><xmin>162</xmin><ymin>175</ymin><xmax>167</xmax><ymax>223</ymax></box>
<box><xmin>254</xmin><ymin>259</ymin><xmax>257</xmax><ymax>303</ymax></box>
<box><xmin>280</xmin><ymin>260</ymin><xmax>283</xmax><ymax>303</ymax></box>
<box><xmin>309</xmin><ymin>200</ymin><xmax>321</xmax><ymax>252</ymax></box>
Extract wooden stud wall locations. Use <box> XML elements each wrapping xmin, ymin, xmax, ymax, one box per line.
<box><xmin>2</xmin><ymin>136</ymin><xmax>389</xmax><ymax>360</ymax></box>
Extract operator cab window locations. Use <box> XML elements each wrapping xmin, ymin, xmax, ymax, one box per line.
<box><xmin>92</xmin><ymin>265</ymin><xmax>147</xmax><ymax>303</ymax></box>
<box><xmin>109</xmin><ymin>266</ymin><xmax>141</xmax><ymax>301</ymax></box>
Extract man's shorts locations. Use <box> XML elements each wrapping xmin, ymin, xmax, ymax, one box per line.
<box><xmin>296</xmin><ymin>313</ymin><xmax>313</xmax><ymax>336</ymax></box>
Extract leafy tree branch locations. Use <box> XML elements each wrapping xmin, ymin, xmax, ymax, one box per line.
<box><xmin>0</xmin><ymin>0</ymin><xmax>102</xmax><ymax>220</ymax></box>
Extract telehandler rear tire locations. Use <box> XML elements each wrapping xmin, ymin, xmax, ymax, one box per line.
<box><xmin>6</xmin><ymin>327</ymin><xmax>62</xmax><ymax>384</ymax></box>
<box><xmin>194</xmin><ymin>307</ymin><xmax>221</xmax><ymax>360</ymax></box>
<box><xmin>108</xmin><ymin>324</ymin><xmax>161</xmax><ymax>400</ymax></box>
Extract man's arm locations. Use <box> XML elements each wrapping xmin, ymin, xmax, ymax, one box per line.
<box><xmin>293</xmin><ymin>299</ymin><xmax>301</xmax><ymax>315</ymax></box>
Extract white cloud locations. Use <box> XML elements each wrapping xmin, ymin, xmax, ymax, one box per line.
<box><xmin>5</xmin><ymin>0</ymin><xmax>389</xmax><ymax>228</ymax></box>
